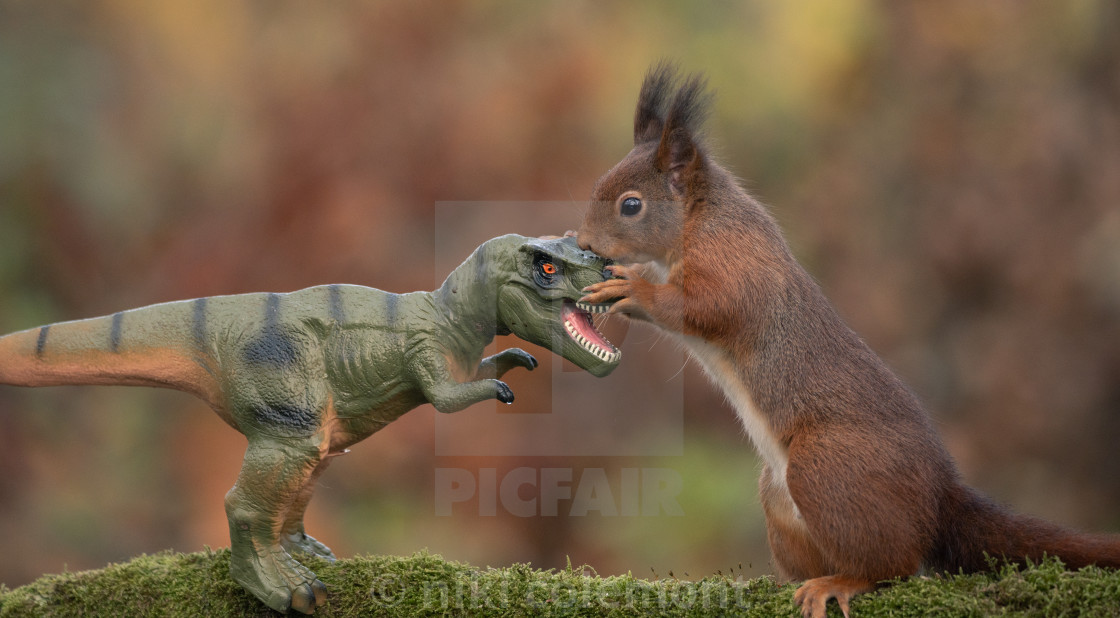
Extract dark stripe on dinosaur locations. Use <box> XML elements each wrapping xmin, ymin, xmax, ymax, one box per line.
<box><xmin>385</xmin><ymin>293</ymin><xmax>399</xmax><ymax>326</ymax></box>
<box><xmin>265</xmin><ymin>293</ymin><xmax>281</xmax><ymax>328</ymax></box>
<box><xmin>192</xmin><ymin>297</ymin><xmax>208</xmax><ymax>348</ymax></box>
<box><xmin>244</xmin><ymin>293</ymin><xmax>299</xmax><ymax>367</ymax></box>
<box><xmin>251</xmin><ymin>401</ymin><xmax>320</xmax><ymax>432</ymax></box>
<box><xmin>475</xmin><ymin>244</ymin><xmax>489</xmax><ymax>291</ymax></box>
<box><xmin>36</xmin><ymin>326</ymin><xmax>49</xmax><ymax>358</ymax></box>
<box><xmin>110</xmin><ymin>312</ymin><xmax>124</xmax><ymax>353</ymax></box>
<box><xmin>328</xmin><ymin>285</ymin><xmax>345</xmax><ymax>324</ymax></box>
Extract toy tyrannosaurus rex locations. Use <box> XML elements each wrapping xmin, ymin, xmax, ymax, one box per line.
<box><xmin>0</xmin><ymin>234</ymin><xmax>620</xmax><ymax>614</ymax></box>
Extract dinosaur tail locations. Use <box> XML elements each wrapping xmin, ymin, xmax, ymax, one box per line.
<box><xmin>931</xmin><ymin>483</ymin><xmax>1120</xmax><ymax>573</ymax></box>
<box><xmin>0</xmin><ymin>298</ymin><xmax>219</xmax><ymax>405</ymax></box>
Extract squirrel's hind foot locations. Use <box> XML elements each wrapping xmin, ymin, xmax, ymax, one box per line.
<box><xmin>793</xmin><ymin>575</ymin><xmax>875</xmax><ymax>618</ymax></box>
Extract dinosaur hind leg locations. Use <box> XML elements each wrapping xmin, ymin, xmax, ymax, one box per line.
<box><xmin>225</xmin><ymin>438</ymin><xmax>328</xmax><ymax>615</ymax></box>
<box><xmin>280</xmin><ymin>457</ymin><xmax>337</xmax><ymax>561</ymax></box>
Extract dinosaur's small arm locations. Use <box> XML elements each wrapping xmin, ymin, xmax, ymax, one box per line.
<box><xmin>0</xmin><ymin>234</ymin><xmax>619</xmax><ymax>614</ymax></box>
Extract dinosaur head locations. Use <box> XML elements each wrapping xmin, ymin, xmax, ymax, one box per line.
<box><xmin>490</xmin><ymin>234</ymin><xmax>621</xmax><ymax>377</ymax></box>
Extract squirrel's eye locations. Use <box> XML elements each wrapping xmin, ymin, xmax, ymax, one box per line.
<box><xmin>542</xmin><ymin>262</ymin><xmax>557</xmax><ymax>275</ymax></box>
<box><xmin>620</xmin><ymin>197</ymin><xmax>642</xmax><ymax>216</ymax></box>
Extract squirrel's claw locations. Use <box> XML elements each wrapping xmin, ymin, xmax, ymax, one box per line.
<box><xmin>580</xmin><ymin>278</ymin><xmax>632</xmax><ymax>304</ymax></box>
<box><xmin>604</xmin><ymin>264</ymin><xmax>641</xmax><ymax>279</ymax></box>
<box><xmin>793</xmin><ymin>576</ymin><xmax>873</xmax><ymax>618</ymax></box>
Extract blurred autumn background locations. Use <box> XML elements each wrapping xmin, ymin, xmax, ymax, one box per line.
<box><xmin>2</xmin><ymin>0</ymin><xmax>1119</xmax><ymax>590</ymax></box>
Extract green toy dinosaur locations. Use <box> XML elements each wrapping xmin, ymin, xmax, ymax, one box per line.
<box><xmin>0</xmin><ymin>234</ymin><xmax>619</xmax><ymax>614</ymax></box>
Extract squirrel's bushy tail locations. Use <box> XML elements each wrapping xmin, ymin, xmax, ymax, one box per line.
<box><xmin>931</xmin><ymin>484</ymin><xmax>1120</xmax><ymax>573</ymax></box>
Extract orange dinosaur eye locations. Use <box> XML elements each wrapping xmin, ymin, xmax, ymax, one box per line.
<box><xmin>542</xmin><ymin>263</ymin><xmax>557</xmax><ymax>275</ymax></box>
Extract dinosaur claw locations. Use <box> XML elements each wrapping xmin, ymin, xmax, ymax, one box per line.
<box><xmin>495</xmin><ymin>381</ymin><xmax>514</xmax><ymax>404</ymax></box>
<box><xmin>282</xmin><ymin>531</ymin><xmax>337</xmax><ymax>561</ymax></box>
<box><xmin>289</xmin><ymin>582</ymin><xmax>317</xmax><ymax>615</ymax></box>
<box><xmin>229</xmin><ymin>533</ymin><xmax>329</xmax><ymax>614</ymax></box>
<box><xmin>312</xmin><ymin>579</ymin><xmax>329</xmax><ymax>606</ymax></box>
<box><xmin>512</xmin><ymin>348</ymin><xmax>536</xmax><ymax>370</ymax></box>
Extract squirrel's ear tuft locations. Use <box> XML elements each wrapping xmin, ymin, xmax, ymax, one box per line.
<box><xmin>660</xmin><ymin>73</ymin><xmax>713</xmax><ymax>150</ymax></box>
<box><xmin>656</xmin><ymin>74</ymin><xmax>712</xmax><ymax>195</ymax></box>
<box><xmin>634</xmin><ymin>60</ymin><xmax>678</xmax><ymax>145</ymax></box>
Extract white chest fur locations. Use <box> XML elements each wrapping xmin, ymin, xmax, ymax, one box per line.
<box><xmin>682</xmin><ymin>336</ymin><xmax>790</xmax><ymax>492</ymax></box>
<box><xmin>646</xmin><ymin>259</ymin><xmax>798</xmax><ymax>516</ymax></box>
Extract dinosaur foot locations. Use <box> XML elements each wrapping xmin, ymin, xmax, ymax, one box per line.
<box><xmin>231</xmin><ymin>544</ymin><xmax>328</xmax><ymax>614</ymax></box>
<box><xmin>283</xmin><ymin>531</ymin><xmax>338</xmax><ymax>562</ymax></box>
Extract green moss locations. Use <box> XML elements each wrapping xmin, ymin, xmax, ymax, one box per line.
<box><xmin>2</xmin><ymin>551</ymin><xmax>1119</xmax><ymax>617</ymax></box>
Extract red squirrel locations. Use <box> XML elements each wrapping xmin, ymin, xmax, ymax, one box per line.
<box><xmin>577</xmin><ymin>62</ymin><xmax>1120</xmax><ymax>618</ymax></box>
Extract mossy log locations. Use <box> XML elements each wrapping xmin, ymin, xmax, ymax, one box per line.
<box><xmin>2</xmin><ymin>549</ymin><xmax>1119</xmax><ymax>617</ymax></box>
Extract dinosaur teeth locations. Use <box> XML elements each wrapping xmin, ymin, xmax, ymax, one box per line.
<box><xmin>562</xmin><ymin>299</ymin><xmax>620</xmax><ymax>364</ymax></box>
<box><xmin>576</xmin><ymin>301</ymin><xmax>611</xmax><ymax>314</ymax></box>
<box><xmin>563</xmin><ymin>316</ymin><xmax>621</xmax><ymax>364</ymax></box>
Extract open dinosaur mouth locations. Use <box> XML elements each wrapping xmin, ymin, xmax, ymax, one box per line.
<box><xmin>562</xmin><ymin>300</ymin><xmax>620</xmax><ymax>363</ymax></box>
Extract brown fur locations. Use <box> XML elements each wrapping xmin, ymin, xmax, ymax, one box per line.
<box><xmin>578</xmin><ymin>63</ymin><xmax>1120</xmax><ymax>618</ymax></box>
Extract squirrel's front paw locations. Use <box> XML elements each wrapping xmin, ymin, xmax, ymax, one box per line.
<box><xmin>580</xmin><ymin>278</ymin><xmax>632</xmax><ymax>304</ymax></box>
<box><xmin>582</xmin><ymin>265</ymin><xmax>655</xmax><ymax>320</ymax></box>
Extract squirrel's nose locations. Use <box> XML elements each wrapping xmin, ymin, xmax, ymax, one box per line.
<box><xmin>575</xmin><ymin>229</ymin><xmax>592</xmax><ymax>252</ymax></box>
